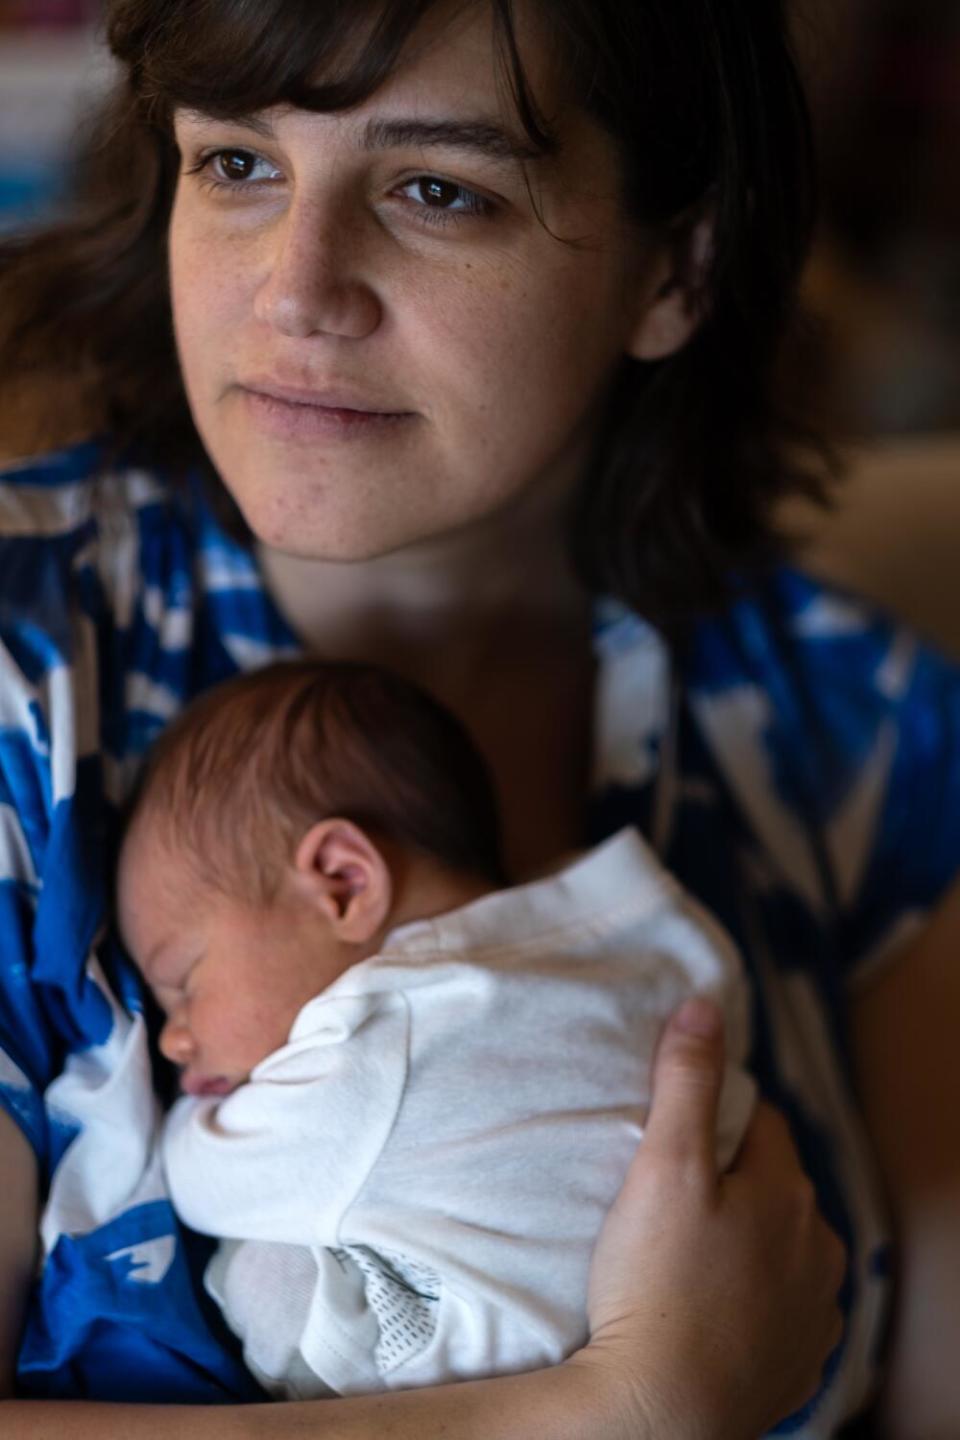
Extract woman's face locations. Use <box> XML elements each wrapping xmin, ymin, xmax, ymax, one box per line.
<box><xmin>168</xmin><ymin>0</ymin><xmax>664</xmax><ymax>561</ymax></box>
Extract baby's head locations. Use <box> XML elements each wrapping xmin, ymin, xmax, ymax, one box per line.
<box><xmin>117</xmin><ymin>660</ymin><xmax>504</xmax><ymax>1097</ymax></box>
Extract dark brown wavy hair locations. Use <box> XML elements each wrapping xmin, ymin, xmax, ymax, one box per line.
<box><xmin>0</xmin><ymin>0</ymin><xmax>825</xmax><ymax>630</ymax></box>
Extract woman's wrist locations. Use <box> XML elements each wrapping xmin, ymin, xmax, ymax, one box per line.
<box><xmin>562</xmin><ymin>1347</ymin><xmax>664</xmax><ymax>1440</ymax></box>
<box><xmin>565</xmin><ymin>1339</ymin><xmax>727</xmax><ymax>1440</ymax></box>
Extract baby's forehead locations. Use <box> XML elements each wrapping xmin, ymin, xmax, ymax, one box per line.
<box><xmin>118</xmin><ymin>809</ymin><xmax>213</xmax><ymax>907</ymax></box>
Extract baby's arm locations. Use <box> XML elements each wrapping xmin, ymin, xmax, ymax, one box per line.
<box><xmin>162</xmin><ymin>991</ymin><xmax>409</xmax><ymax>1245</ymax></box>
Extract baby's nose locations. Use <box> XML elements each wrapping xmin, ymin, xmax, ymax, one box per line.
<box><xmin>159</xmin><ymin>1019</ymin><xmax>195</xmax><ymax>1066</ymax></box>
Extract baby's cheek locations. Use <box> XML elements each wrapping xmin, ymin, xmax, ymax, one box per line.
<box><xmin>197</xmin><ymin>1001</ymin><xmax>256</xmax><ymax>1066</ymax></box>
<box><xmin>228</xmin><ymin>1000</ymin><xmax>293</xmax><ymax>1069</ymax></box>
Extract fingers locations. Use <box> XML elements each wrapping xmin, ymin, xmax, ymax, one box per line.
<box><xmin>734</xmin><ymin>1103</ymin><xmax>849</xmax><ymax>1300</ymax></box>
<box><xmin>642</xmin><ymin>997</ymin><xmax>726</xmax><ymax>1176</ymax></box>
<box><xmin>730</xmin><ymin>1099</ymin><xmax>799</xmax><ymax>1175</ymax></box>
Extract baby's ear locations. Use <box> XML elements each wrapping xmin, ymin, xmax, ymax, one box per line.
<box><xmin>293</xmin><ymin>818</ymin><xmax>392</xmax><ymax>944</ymax></box>
<box><xmin>626</xmin><ymin>211</ymin><xmax>714</xmax><ymax>362</ymax></box>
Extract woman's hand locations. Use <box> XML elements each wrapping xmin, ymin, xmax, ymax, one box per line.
<box><xmin>576</xmin><ymin>998</ymin><xmax>846</xmax><ymax>1440</ymax></box>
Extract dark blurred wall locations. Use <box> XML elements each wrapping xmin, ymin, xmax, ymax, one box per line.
<box><xmin>793</xmin><ymin>0</ymin><xmax>960</xmax><ymax>433</ymax></box>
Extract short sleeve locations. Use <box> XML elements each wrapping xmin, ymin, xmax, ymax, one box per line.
<box><xmin>839</xmin><ymin>627</ymin><xmax>960</xmax><ymax>983</ymax></box>
<box><xmin>683</xmin><ymin>569</ymin><xmax>960</xmax><ymax>987</ymax></box>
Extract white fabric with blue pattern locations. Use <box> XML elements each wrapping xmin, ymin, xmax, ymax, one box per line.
<box><xmin>2</xmin><ymin>441</ymin><xmax>960</xmax><ymax>1428</ymax></box>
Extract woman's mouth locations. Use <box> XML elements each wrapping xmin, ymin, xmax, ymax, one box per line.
<box><xmin>238</xmin><ymin>379</ymin><xmax>415</xmax><ymax>442</ymax></box>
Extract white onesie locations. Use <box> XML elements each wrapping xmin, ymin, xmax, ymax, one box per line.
<box><xmin>162</xmin><ymin>827</ymin><xmax>756</xmax><ymax>1398</ymax></box>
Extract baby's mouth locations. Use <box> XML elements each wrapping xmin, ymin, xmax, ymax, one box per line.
<box><xmin>180</xmin><ymin>1073</ymin><xmax>235</xmax><ymax>1098</ymax></box>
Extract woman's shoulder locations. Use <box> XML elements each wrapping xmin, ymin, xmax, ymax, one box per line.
<box><xmin>0</xmin><ymin>436</ymin><xmax>105</xmax><ymax>508</ymax></box>
<box><xmin>0</xmin><ymin>439</ymin><xmax>196</xmax><ymax>717</ymax></box>
<box><xmin>680</xmin><ymin>561</ymin><xmax>960</xmax><ymax>808</ymax></box>
<box><xmin>682</xmin><ymin>564</ymin><xmax>959</xmax><ymax>727</ymax></box>
<box><xmin>0</xmin><ymin>437</ymin><xmax>173</xmax><ymax>537</ymax></box>
<box><xmin>678</xmin><ymin>565</ymin><xmax>960</xmax><ymax>957</ymax></box>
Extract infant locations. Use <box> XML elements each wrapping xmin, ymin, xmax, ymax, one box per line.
<box><xmin>117</xmin><ymin>659</ymin><xmax>756</xmax><ymax>1399</ymax></box>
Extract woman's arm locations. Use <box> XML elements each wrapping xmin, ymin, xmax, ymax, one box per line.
<box><xmin>852</xmin><ymin>873</ymin><xmax>960</xmax><ymax>1439</ymax></box>
<box><xmin>0</xmin><ymin>1365</ymin><xmax>649</xmax><ymax>1440</ymax></box>
<box><xmin>0</xmin><ymin>1003</ymin><xmax>843</xmax><ymax>1440</ymax></box>
<box><xmin>0</xmin><ymin>1110</ymin><xmax>38</xmax><ymax>1399</ymax></box>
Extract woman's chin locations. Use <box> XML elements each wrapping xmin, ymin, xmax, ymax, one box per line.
<box><xmin>237</xmin><ymin>494</ymin><xmax>445</xmax><ymax>564</ymax></box>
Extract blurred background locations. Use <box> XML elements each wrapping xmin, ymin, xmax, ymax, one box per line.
<box><xmin>793</xmin><ymin>0</ymin><xmax>960</xmax><ymax>437</ymax></box>
<box><xmin>0</xmin><ymin>0</ymin><xmax>958</xmax><ymax>443</ymax></box>
<box><xmin>0</xmin><ymin>2</ymin><xmax>107</xmax><ymax>226</ymax></box>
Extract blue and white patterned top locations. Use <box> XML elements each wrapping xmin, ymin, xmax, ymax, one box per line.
<box><xmin>2</xmin><ymin>440</ymin><xmax>960</xmax><ymax>1429</ymax></box>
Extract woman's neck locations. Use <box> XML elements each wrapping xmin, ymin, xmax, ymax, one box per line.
<box><xmin>256</xmin><ymin>477</ymin><xmax>598</xmax><ymax>881</ymax></box>
<box><xmin>255</xmin><ymin>470</ymin><xmax>589</xmax><ymax>694</ymax></box>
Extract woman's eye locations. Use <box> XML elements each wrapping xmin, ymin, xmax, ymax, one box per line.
<box><xmin>189</xmin><ymin>148</ymin><xmax>281</xmax><ymax>191</ymax></box>
<box><xmin>185</xmin><ymin>150</ymin><xmax>493</xmax><ymax>224</ymax></box>
<box><xmin>398</xmin><ymin>176</ymin><xmax>494</xmax><ymax>225</ymax></box>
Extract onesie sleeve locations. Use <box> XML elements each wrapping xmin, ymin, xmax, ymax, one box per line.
<box><xmin>162</xmin><ymin>990</ymin><xmax>410</xmax><ymax>1246</ymax></box>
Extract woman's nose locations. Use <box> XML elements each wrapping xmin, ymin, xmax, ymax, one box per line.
<box><xmin>159</xmin><ymin>1017</ymin><xmax>195</xmax><ymax>1066</ymax></box>
<box><xmin>254</xmin><ymin>199</ymin><xmax>383</xmax><ymax>341</ymax></box>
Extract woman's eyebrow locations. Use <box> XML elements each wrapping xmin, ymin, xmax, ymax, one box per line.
<box><xmin>179</xmin><ymin>108</ymin><xmax>547</xmax><ymax>163</ymax></box>
<box><xmin>362</xmin><ymin>117</ymin><xmax>548</xmax><ymax>163</ymax></box>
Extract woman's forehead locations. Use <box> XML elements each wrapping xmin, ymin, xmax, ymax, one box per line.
<box><xmin>165</xmin><ymin>0</ymin><xmax>569</xmax><ymax>157</ymax></box>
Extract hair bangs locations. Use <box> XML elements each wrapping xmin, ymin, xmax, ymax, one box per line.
<box><xmin>109</xmin><ymin>0</ymin><xmax>447</xmax><ymax>126</ymax></box>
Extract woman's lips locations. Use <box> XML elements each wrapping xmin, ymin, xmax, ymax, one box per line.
<box><xmin>238</xmin><ymin>381</ymin><xmax>415</xmax><ymax>442</ymax></box>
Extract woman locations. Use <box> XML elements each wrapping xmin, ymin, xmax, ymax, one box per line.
<box><xmin>0</xmin><ymin>0</ymin><xmax>957</xmax><ymax>1434</ymax></box>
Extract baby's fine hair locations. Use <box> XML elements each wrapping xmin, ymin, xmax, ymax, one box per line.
<box><xmin>127</xmin><ymin>660</ymin><xmax>506</xmax><ymax>902</ymax></box>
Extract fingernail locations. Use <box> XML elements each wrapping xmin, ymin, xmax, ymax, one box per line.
<box><xmin>672</xmin><ymin>997</ymin><xmax>721</xmax><ymax>1038</ymax></box>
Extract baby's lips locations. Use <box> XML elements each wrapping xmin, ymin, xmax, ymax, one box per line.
<box><xmin>180</xmin><ymin>1073</ymin><xmax>235</xmax><ymax>1098</ymax></box>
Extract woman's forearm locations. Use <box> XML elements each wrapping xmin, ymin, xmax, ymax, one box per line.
<box><xmin>0</xmin><ymin>1358</ymin><xmax>677</xmax><ymax>1440</ymax></box>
